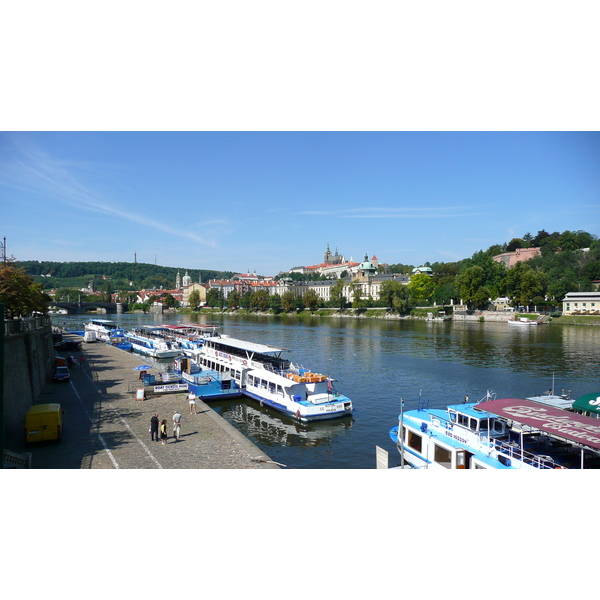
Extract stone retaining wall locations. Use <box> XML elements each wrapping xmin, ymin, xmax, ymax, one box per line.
<box><xmin>3</xmin><ymin>325</ymin><xmax>55</xmax><ymax>433</ymax></box>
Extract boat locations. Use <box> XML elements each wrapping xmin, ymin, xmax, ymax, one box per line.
<box><xmin>123</xmin><ymin>327</ymin><xmax>183</xmax><ymax>359</ymax></box>
<box><xmin>571</xmin><ymin>392</ymin><xmax>600</xmax><ymax>420</ymax></box>
<box><xmin>158</xmin><ymin>323</ymin><xmax>219</xmax><ymax>356</ymax></box>
<box><xmin>190</xmin><ymin>334</ymin><xmax>353</xmax><ymax>422</ymax></box>
<box><xmin>84</xmin><ymin>318</ymin><xmax>121</xmax><ymax>341</ymax></box>
<box><xmin>389</xmin><ymin>394</ymin><xmax>600</xmax><ymax>469</ymax></box>
<box><xmin>108</xmin><ymin>330</ymin><xmax>133</xmax><ymax>352</ymax></box>
<box><xmin>508</xmin><ymin>317</ymin><xmax>539</xmax><ymax>326</ymax></box>
<box><xmin>171</xmin><ymin>356</ymin><xmax>243</xmax><ymax>400</ymax></box>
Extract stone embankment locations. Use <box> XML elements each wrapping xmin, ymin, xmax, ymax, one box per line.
<box><xmin>5</xmin><ymin>334</ymin><xmax>279</xmax><ymax>469</ymax></box>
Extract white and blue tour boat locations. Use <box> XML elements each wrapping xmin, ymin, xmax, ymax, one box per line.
<box><xmin>390</xmin><ymin>394</ymin><xmax>600</xmax><ymax>469</ymax></box>
<box><xmin>84</xmin><ymin>318</ymin><xmax>120</xmax><ymax>342</ymax></box>
<box><xmin>191</xmin><ymin>334</ymin><xmax>353</xmax><ymax>422</ymax></box>
<box><xmin>124</xmin><ymin>327</ymin><xmax>183</xmax><ymax>359</ymax></box>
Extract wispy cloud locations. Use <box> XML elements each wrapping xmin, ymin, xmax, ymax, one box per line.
<box><xmin>0</xmin><ymin>139</ymin><xmax>219</xmax><ymax>248</ymax></box>
<box><xmin>297</xmin><ymin>206</ymin><xmax>483</xmax><ymax>219</ymax></box>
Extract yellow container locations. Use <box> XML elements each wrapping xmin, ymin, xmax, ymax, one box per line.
<box><xmin>25</xmin><ymin>403</ymin><xmax>65</xmax><ymax>443</ymax></box>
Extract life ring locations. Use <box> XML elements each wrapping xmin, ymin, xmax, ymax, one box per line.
<box><xmin>242</xmin><ymin>360</ymin><xmax>247</xmax><ymax>365</ymax></box>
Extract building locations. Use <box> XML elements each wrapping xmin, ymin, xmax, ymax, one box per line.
<box><xmin>492</xmin><ymin>247</ymin><xmax>541</xmax><ymax>268</ymax></box>
<box><xmin>562</xmin><ymin>292</ymin><xmax>600</xmax><ymax>315</ymax></box>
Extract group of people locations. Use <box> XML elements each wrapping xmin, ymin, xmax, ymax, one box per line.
<box><xmin>150</xmin><ymin>410</ymin><xmax>183</xmax><ymax>445</ymax></box>
<box><xmin>68</xmin><ymin>354</ymin><xmax>85</xmax><ymax>368</ymax></box>
<box><xmin>148</xmin><ymin>391</ymin><xmax>198</xmax><ymax>445</ymax></box>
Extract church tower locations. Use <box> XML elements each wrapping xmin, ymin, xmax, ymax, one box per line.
<box><xmin>324</xmin><ymin>243</ymin><xmax>332</xmax><ymax>264</ymax></box>
<box><xmin>176</xmin><ymin>270</ymin><xmax>181</xmax><ymax>289</ymax></box>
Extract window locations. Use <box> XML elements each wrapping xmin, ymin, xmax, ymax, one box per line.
<box><xmin>248</xmin><ymin>375</ymin><xmax>254</xmax><ymax>387</ymax></box>
<box><xmin>407</xmin><ymin>430</ymin><xmax>422</xmax><ymax>453</ymax></box>
<box><xmin>276</xmin><ymin>385</ymin><xmax>284</xmax><ymax>396</ymax></box>
<box><xmin>458</xmin><ymin>414</ymin><xmax>469</xmax><ymax>427</ymax></box>
<box><xmin>469</xmin><ymin>418</ymin><xmax>479</xmax><ymax>431</ymax></box>
<box><xmin>269</xmin><ymin>382</ymin><xmax>276</xmax><ymax>394</ymax></box>
<box><xmin>434</xmin><ymin>444</ymin><xmax>452</xmax><ymax>468</ymax></box>
<box><xmin>492</xmin><ymin>420</ymin><xmax>504</xmax><ymax>433</ymax></box>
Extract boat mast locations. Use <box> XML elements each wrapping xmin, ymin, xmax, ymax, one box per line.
<box><xmin>399</xmin><ymin>398</ymin><xmax>405</xmax><ymax>469</ymax></box>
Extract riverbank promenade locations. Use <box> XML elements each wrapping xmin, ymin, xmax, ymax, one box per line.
<box><xmin>7</xmin><ymin>334</ymin><xmax>279</xmax><ymax>469</ymax></box>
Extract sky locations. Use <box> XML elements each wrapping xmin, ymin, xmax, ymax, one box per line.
<box><xmin>1</xmin><ymin>3</ymin><xmax>599</xmax><ymax>278</ymax></box>
<box><xmin>1</xmin><ymin>131</ymin><xmax>599</xmax><ymax>276</ymax></box>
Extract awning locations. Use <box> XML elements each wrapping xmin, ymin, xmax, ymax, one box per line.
<box><xmin>474</xmin><ymin>398</ymin><xmax>600</xmax><ymax>451</ymax></box>
<box><xmin>571</xmin><ymin>393</ymin><xmax>600</xmax><ymax>416</ymax></box>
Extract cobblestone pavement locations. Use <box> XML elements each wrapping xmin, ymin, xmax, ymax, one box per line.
<box><xmin>8</xmin><ymin>334</ymin><xmax>278</xmax><ymax>469</ymax></box>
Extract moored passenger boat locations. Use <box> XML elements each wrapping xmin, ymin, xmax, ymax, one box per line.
<box><xmin>389</xmin><ymin>395</ymin><xmax>600</xmax><ymax>469</ymax></box>
<box><xmin>124</xmin><ymin>327</ymin><xmax>183</xmax><ymax>359</ymax></box>
<box><xmin>84</xmin><ymin>318</ymin><xmax>120</xmax><ymax>342</ymax></box>
<box><xmin>191</xmin><ymin>334</ymin><xmax>353</xmax><ymax>422</ymax></box>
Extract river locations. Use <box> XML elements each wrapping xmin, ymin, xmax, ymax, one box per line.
<box><xmin>53</xmin><ymin>312</ymin><xmax>599</xmax><ymax>469</ymax></box>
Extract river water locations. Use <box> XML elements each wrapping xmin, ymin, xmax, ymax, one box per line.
<box><xmin>53</xmin><ymin>312</ymin><xmax>599</xmax><ymax>469</ymax></box>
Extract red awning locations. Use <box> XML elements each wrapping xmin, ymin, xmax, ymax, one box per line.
<box><xmin>474</xmin><ymin>398</ymin><xmax>600</xmax><ymax>451</ymax></box>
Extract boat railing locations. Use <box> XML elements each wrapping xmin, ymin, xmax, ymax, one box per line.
<box><xmin>490</xmin><ymin>439</ymin><xmax>561</xmax><ymax>469</ymax></box>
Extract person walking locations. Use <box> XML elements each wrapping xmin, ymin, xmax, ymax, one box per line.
<box><xmin>188</xmin><ymin>390</ymin><xmax>197</xmax><ymax>414</ymax></box>
<box><xmin>160</xmin><ymin>419</ymin><xmax>168</xmax><ymax>445</ymax></box>
<box><xmin>150</xmin><ymin>413</ymin><xmax>159</xmax><ymax>442</ymax></box>
<box><xmin>79</xmin><ymin>355</ymin><xmax>85</xmax><ymax>368</ymax></box>
<box><xmin>172</xmin><ymin>410</ymin><xmax>182</xmax><ymax>441</ymax></box>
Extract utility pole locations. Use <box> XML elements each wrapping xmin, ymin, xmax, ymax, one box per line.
<box><xmin>1</xmin><ymin>303</ymin><xmax>5</xmax><ymax>460</ymax></box>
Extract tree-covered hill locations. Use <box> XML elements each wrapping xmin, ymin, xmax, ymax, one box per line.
<box><xmin>17</xmin><ymin>260</ymin><xmax>236</xmax><ymax>291</ymax></box>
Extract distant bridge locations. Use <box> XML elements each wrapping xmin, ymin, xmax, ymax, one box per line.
<box><xmin>50</xmin><ymin>301</ymin><xmax>129</xmax><ymax>315</ymax></box>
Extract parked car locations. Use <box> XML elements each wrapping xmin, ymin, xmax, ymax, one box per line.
<box><xmin>54</xmin><ymin>340</ymin><xmax>81</xmax><ymax>351</ymax></box>
<box><xmin>52</xmin><ymin>366</ymin><xmax>71</xmax><ymax>382</ymax></box>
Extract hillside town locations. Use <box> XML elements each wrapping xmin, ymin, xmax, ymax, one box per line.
<box><xmin>43</xmin><ymin>241</ymin><xmax>600</xmax><ymax>315</ymax></box>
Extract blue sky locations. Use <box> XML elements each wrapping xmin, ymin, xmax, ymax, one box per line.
<box><xmin>1</xmin><ymin>131</ymin><xmax>599</xmax><ymax>275</ymax></box>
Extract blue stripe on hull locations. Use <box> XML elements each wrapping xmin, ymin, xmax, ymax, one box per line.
<box><xmin>243</xmin><ymin>390</ymin><xmax>350</xmax><ymax>421</ymax></box>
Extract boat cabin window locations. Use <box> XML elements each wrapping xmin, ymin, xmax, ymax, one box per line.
<box><xmin>469</xmin><ymin>418</ymin><xmax>479</xmax><ymax>431</ymax></box>
<box><xmin>269</xmin><ymin>382</ymin><xmax>276</xmax><ymax>394</ymax></box>
<box><xmin>248</xmin><ymin>375</ymin><xmax>255</xmax><ymax>387</ymax></box>
<box><xmin>492</xmin><ymin>420</ymin><xmax>504</xmax><ymax>433</ymax></box>
<box><xmin>434</xmin><ymin>443</ymin><xmax>452</xmax><ymax>468</ymax></box>
<box><xmin>276</xmin><ymin>385</ymin><xmax>284</xmax><ymax>396</ymax></box>
<box><xmin>261</xmin><ymin>379</ymin><xmax>268</xmax><ymax>389</ymax></box>
<box><xmin>407</xmin><ymin>431</ymin><xmax>422</xmax><ymax>453</ymax></box>
<box><xmin>458</xmin><ymin>414</ymin><xmax>469</xmax><ymax>427</ymax></box>
<box><xmin>449</xmin><ymin>410</ymin><xmax>457</xmax><ymax>423</ymax></box>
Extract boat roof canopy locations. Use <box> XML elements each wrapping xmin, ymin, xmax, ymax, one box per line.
<box><xmin>207</xmin><ymin>336</ymin><xmax>289</xmax><ymax>356</ymax></box>
<box><xmin>474</xmin><ymin>398</ymin><xmax>600</xmax><ymax>450</ymax></box>
<box><xmin>572</xmin><ymin>393</ymin><xmax>600</xmax><ymax>415</ymax></box>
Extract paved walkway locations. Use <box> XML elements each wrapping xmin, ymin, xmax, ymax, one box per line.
<box><xmin>8</xmin><ymin>334</ymin><xmax>279</xmax><ymax>469</ymax></box>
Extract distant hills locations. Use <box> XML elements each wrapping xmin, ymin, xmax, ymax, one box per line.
<box><xmin>18</xmin><ymin>260</ymin><xmax>235</xmax><ymax>291</ymax></box>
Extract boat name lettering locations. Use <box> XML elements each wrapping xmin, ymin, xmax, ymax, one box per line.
<box><xmin>444</xmin><ymin>431</ymin><xmax>468</xmax><ymax>444</ymax></box>
<box><xmin>589</xmin><ymin>397</ymin><xmax>600</xmax><ymax>407</ymax></box>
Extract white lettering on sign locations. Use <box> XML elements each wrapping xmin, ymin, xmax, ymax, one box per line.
<box><xmin>589</xmin><ymin>397</ymin><xmax>600</xmax><ymax>407</ymax></box>
<box><xmin>503</xmin><ymin>405</ymin><xmax>600</xmax><ymax>444</ymax></box>
<box><xmin>154</xmin><ymin>384</ymin><xmax>189</xmax><ymax>393</ymax></box>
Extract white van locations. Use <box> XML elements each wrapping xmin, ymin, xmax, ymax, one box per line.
<box><xmin>83</xmin><ymin>330</ymin><xmax>97</xmax><ymax>342</ymax></box>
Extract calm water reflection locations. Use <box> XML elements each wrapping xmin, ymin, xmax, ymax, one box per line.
<box><xmin>56</xmin><ymin>313</ymin><xmax>599</xmax><ymax>469</ymax></box>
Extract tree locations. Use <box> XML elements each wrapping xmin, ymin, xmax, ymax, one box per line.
<box><xmin>188</xmin><ymin>290</ymin><xmax>201</xmax><ymax>310</ymax></box>
<box><xmin>162</xmin><ymin>293</ymin><xmax>179</xmax><ymax>308</ymax></box>
<box><xmin>457</xmin><ymin>266</ymin><xmax>488</xmax><ymax>309</ymax></box>
<box><xmin>330</xmin><ymin>279</ymin><xmax>347</xmax><ymax>310</ymax></box>
<box><xmin>101</xmin><ymin>280</ymin><xmax>112</xmax><ymax>303</ymax></box>
<box><xmin>408</xmin><ymin>273</ymin><xmax>435</xmax><ymax>306</ymax></box>
<box><xmin>281</xmin><ymin>291</ymin><xmax>296</xmax><ymax>312</ymax></box>
<box><xmin>227</xmin><ymin>290</ymin><xmax>240</xmax><ymax>309</ymax></box>
<box><xmin>379</xmin><ymin>280</ymin><xmax>402</xmax><ymax>311</ymax></box>
<box><xmin>250</xmin><ymin>289</ymin><xmax>270</xmax><ymax>312</ymax></box>
<box><xmin>206</xmin><ymin>288</ymin><xmax>223</xmax><ymax>308</ymax></box>
<box><xmin>0</xmin><ymin>260</ymin><xmax>50</xmax><ymax>318</ymax></box>
<box><xmin>303</xmin><ymin>288</ymin><xmax>320</xmax><ymax>311</ymax></box>
<box><xmin>269</xmin><ymin>293</ymin><xmax>282</xmax><ymax>314</ymax></box>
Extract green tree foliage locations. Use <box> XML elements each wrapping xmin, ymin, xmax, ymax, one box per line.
<box><xmin>269</xmin><ymin>293</ymin><xmax>282</xmax><ymax>314</ymax></box>
<box><xmin>407</xmin><ymin>273</ymin><xmax>435</xmax><ymax>306</ymax></box>
<box><xmin>457</xmin><ymin>266</ymin><xmax>490</xmax><ymax>309</ymax></box>
<box><xmin>206</xmin><ymin>288</ymin><xmax>224</xmax><ymax>308</ymax></box>
<box><xmin>0</xmin><ymin>260</ymin><xmax>51</xmax><ymax>318</ymax></box>
<box><xmin>227</xmin><ymin>290</ymin><xmax>240</xmax><ymax>309</ymax></box>
<box><xmin>303</xmin><ymin>288</ymin><xmax>320</xmax><ymax>311</ymax></box>
<box><xmin>188</xmin><ymin>290</ymin><xmax>201</xmax><ymax>310</ymax></box>
<box><xmin>330</xmin><ymin>279</ymin><xmax>347</xmax><ymax>310</ymax></box>
<box><xmin>281</xmin><ymin>291</ymin><xmax>296</xmax><ymax>312</ymax></box>
<box><xmin>250</xmin><ymin>289</ymin><xmax>270</xmax><ymax>312</ymax></box>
